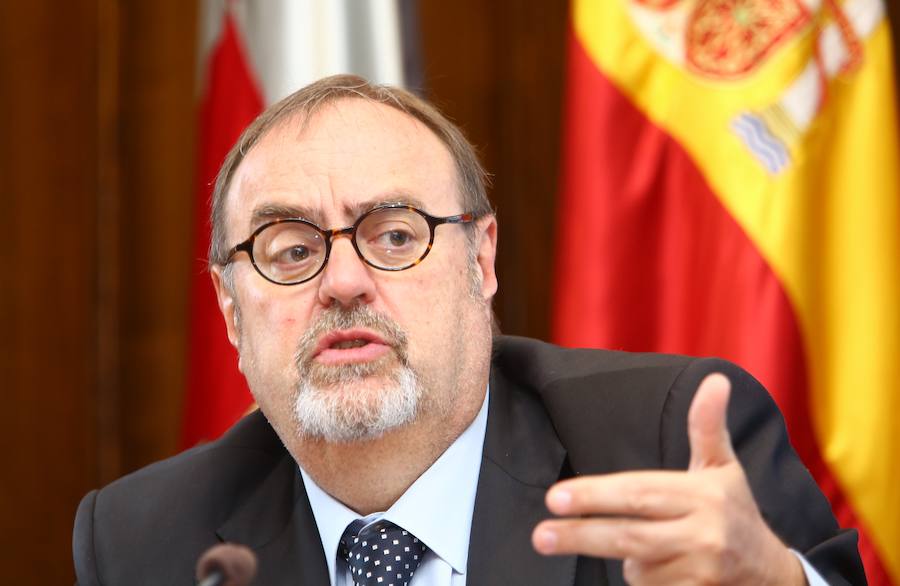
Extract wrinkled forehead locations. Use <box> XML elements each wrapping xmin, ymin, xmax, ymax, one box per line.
<box><xmin>223</xmin><ymin>98</ymin><xmax>462</xmax><ymax>237</ymax></box>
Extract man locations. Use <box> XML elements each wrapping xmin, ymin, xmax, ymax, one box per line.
<box><xmin>73</xmin><ymin>75</ymin><xmax>863</xmax><ymax>585</ymax></box>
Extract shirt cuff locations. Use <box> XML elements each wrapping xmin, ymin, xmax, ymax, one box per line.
<box><xmin>791</xmin><ymin>549</ymin><xmax>828</xmax><ymax>586</ymax></box>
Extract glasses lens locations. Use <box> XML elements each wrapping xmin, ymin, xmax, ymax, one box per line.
<box><xmin>253</xmin><ymin>221</ymin><xmax>326</xmax><ymax>283</ymax></box>
<box><xmin>356</xmin><ymin>208</ymin><xmax>431</xmax><ymax>269</ymax></box>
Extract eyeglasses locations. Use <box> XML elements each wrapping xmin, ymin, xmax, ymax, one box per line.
<box><xmin>225</xmin><ymin>203</ymin><xmax>476</xmax><ymax>286</ymax></box>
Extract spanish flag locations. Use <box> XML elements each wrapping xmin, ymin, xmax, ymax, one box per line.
<box><xmin>553</xmin><ymin>0</ymin><xmax>899</xmax><ymax>583</ymax></box>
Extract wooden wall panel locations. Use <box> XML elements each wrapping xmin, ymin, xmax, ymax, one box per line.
<box><xmin>0</xmin><ymin>1</ymin><xmax>198</xmax><ymax>582</ymax></box>
<box><xmin>419</xmin><ymin>1</ymin><xmax>569</xmax><ymax>341</ymax></box>
<box><xmin>0</xmin><ymin>2</ymin><xmax>103</xmax><ymax>583</ymax></box>
<box><xmin>889</xmin><ymin>0</ymin><xmax>900</xmax><ymax>95</ymax></box>
<box><xmin>116</xmin><ymin>0</ymin><xmax>197</xmax><ymax>473</ymax></box>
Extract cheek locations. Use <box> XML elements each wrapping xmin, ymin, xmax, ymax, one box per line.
<box><xmin>237</xmin><ymin>286</ymin><xmax>315</xmax><ymax>351</ymax></box>
<box><xmin>380</xmin><ymin>262</ymin><xmax>472</xmax><ymax>346</ymax></box>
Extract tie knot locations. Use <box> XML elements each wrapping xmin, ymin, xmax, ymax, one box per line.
<box><xmin>340</xmin><ymin>520</ymin><xmax>427</xmax><ymax>586</ymax></box>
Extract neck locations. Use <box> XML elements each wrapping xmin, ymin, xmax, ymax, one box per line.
<box><xmin>292</xmin><ymin>394</ymin><xmax>483</xmax><ymax>514</ymax></box>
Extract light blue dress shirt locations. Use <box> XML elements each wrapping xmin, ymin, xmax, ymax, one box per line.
<box><xmin>299</xmin><ymin>387</ymin><xmax>827</xmax><ymax>586</ymax></box>
<box><xmin>299</xmin><ymin>389</ymin><xmax>489</xmax><ymax>586</ymax></box>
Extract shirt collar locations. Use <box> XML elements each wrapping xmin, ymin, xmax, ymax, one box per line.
<box><xmin>300</xmin><ymin>387</ymin><xmax>489</xmax><ymax>583</ymax></box>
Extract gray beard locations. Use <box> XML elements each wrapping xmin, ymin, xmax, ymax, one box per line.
<box><xmin>290</xmin><ymin>304</ymin><xmax>423</xmax><ymax>443</ymax></box>
<box><xmin>293</xmin><ymin>365</ymin><xmax>421</xmax><ymax>443</ymax></box>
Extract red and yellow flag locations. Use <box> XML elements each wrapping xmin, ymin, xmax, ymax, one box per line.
<box><xmin>553</xmin><ymin>0</ymin><xmax>899</xmax><ymax>582</ymax></box>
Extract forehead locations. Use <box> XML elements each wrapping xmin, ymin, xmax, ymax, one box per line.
<box><xmin>225</xmin><ymin>98</ymin><xmax>460</xmax><ymax>233</ymax></box>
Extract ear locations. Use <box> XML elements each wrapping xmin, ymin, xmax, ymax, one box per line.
<box><xmin>474</xmin><ymin>215</ymin><xmax>498</xmax><ymax>300</ymax></box>
<box><xmin>210</xmin><ymin>265</ymin><xmax>241</xmax><ymax>350</ymax></box>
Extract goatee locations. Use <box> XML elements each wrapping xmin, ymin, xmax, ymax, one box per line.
<box><xmin>291</xmin><ymin>304</ymin><xmax>423</xmax><ymax>443</ymax></box>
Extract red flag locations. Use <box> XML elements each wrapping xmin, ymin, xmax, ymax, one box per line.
<box><xmin>182</xmin><ymin>12</ymin><xmax>262</xmax><ymax>448</ymax></box>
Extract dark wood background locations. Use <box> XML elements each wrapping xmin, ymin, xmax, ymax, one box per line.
<box><xmin>0</xmin><ymin>1</ymin><xmax>896</xmax><ymax>582</ymax></box>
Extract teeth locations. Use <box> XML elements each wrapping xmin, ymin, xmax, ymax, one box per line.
<box><xmin>331</xmin><ymin>339</ymin><xmax>369</xmax><ymax>350</ymax></box>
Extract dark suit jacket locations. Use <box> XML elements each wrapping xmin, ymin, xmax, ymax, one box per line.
<box><xmin>73</xmin><ymin>336</ymin><xmax>865</xmax><ymax>585</ymax></box>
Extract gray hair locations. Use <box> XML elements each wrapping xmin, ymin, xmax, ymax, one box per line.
<box><xmin>207</xmin><ymin>74</ymin><xmax>493</xmax><ymax>268</ymax></box>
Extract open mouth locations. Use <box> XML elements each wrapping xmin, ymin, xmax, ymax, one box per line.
<box><xmin>312</xmin><ymin>329</ymin><xmax>392</xmax><ymax>365</ymax></box>
<box><xmin>329</xmin><ymin>339</ymin><xmax>369</xmax><ymax>350</ymax></box>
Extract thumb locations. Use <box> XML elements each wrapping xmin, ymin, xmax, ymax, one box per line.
<box><xmin>688</xmin><ymin>372</ymin><xmax>737</xmax><ymax>470</ymax></box>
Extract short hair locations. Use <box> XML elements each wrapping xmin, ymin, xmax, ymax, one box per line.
<box><xmin>208</xmin><ymin>74</ymin><xmax>493</xmax><ymax>268</ymax></box>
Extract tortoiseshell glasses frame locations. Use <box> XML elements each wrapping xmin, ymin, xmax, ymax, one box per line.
<box><xmin>224</xmin><ymin>203</ymin><xmax>476</xmax><ymax>286</ymax></box>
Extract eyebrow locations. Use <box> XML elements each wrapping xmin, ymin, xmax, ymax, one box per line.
<box><xmin>249</xmin><ymin>204</ymin><xmax>320</xmax><ymax>231</ymax></box>
<box><xmin>248</xmin><ymin>193</ymin><xmax>429</xmax><ymax>231</ymax></box>
<box><xmin>345</xmin><ymin>194</ymin><xmax>428</xmax><ymax>219</ymax></box>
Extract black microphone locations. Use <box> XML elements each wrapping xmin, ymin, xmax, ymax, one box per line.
<box><xmin>195</xmin><ymin>543</ymin><xmax>258</xmax><ymax>586</ymax></box>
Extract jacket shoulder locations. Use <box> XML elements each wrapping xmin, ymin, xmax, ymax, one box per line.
<box><xmin>73</xmin><ymin>410</ymin><xmax>289</xmax><ymax>584</ymax></box>
<box><xmin>490</xmin><ymin>335</ymin><xmax>768</xmax><ymax>472</ymax></box>
<box><xmin>88</xmin><ymin>410</ymin><xmax>285</xmax><ymax>523</ymax></box>
<box><xmin>492</xmin><ymin>335</ymin><xmax>697</xmax><ymax>405</ymax></box>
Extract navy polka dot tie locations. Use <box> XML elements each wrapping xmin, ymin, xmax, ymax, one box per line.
<box><xmin>340</xmin><ymin>519</ymin><xmax>427</xmax><ymax>586</ymax></box>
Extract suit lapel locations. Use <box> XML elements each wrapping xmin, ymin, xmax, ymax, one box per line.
<box><xmin>216</xmin><ymin>453</ymin><xmax>330</xmax><ymax>586</ymax></box>
<box><xmin>466</xmin><ymin>366</ymin><xmax>579</xmax><ymax>586</ymax></box>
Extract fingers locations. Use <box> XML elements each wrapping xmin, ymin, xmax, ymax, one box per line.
<box><xmin>545</xmin><ymin>472</ymin><xmax>697</xmax><ymax>519</ymax></box>
<box><xmin>536</xmin><ymin>473</ymin><xmax>705</xmax><ymax>562</ymax></box>
<box><xmin>687</xmin><ymin>372</ymin><xmax>736</xmax><ymax>470</ymax></box>
<box><xmin>532</xmin><ymin>517</ymin><xmax>687</xmax><ymax>561</ymax></box>
<box><xmin>531</xmin><ymin>372</ymin><xmax>785</xmax><ymax>583</ymax></box>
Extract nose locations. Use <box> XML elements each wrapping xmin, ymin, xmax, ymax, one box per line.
<box><xmin>316</xmin><ymin>235</ymin><xmax>377</xmax><ymax>307</ymax></box>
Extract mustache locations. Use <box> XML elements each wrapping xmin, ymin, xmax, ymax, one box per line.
<box><xmin>293</xmin><ymin>304</ymin><xmax>409</xmax><ymax>368</ymax></box>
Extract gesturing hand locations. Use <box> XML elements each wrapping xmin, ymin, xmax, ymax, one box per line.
<box><xmin>532</xmin><ymin>373</ymin><xmax>805</xmax><ymax>585</ymax></box>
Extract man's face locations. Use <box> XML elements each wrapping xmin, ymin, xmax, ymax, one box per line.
<box><xmin>211</xmin><ymin>98</ymin><xmax>497</xmax><ymax>448</ymax></box>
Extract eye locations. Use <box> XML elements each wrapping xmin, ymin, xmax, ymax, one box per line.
<box><xmin>268</xmin><ymin>240</ymin><xmax>322</xmax><ymax>267</ymax></box>
<box><xmin>279</xmin><ymin>245</ymin><xmax>310</xmax><ymax>263</ymax></box>
<box><xmin>259</xmin><ymin>224</ymin><xmax>324</xmax><ymax>269</ymax></box>
<box><xmin>384</xmin><ymin>229</ymin><xmax>413</xmax><ymax>248</ymax></box>
<box><xmin>356</xmin><ymin>209</ymin><xmax>430</xmax><ymax>267</ymax></box>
